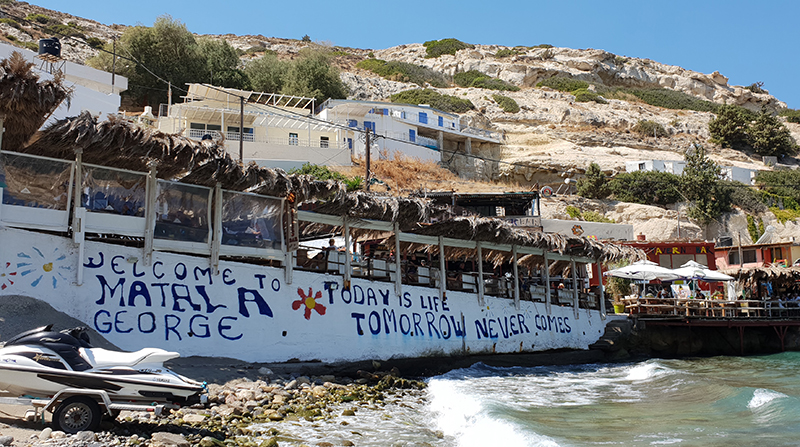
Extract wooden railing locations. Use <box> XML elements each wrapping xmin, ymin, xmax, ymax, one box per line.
<box><xmin>622</xmin><ymin>296</ymin><xmax>800</xmax><ymax>318</ymax></box>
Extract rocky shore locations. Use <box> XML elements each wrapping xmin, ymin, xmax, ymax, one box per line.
<box><xmin>0</xmin><ymin>368</ymin><xmax>429</xmax><ymax>447</ymax></box>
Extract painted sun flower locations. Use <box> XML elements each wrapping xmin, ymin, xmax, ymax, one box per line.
<box><xmin>292</xmin><ymin>287</ymin><xmax>327</xmax><ymax>320</ymax></box>
<box><xmin>0</xmin><ymin>262</ymin><xmax>17</xmax><ymax>290</ymax></box>
<box><xmin>17</xmin><ymin>246</ymin><xmax>70</xmax><ymax>288</ymax></box>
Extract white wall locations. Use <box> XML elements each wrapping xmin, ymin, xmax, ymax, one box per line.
<box><xmin>543</xmin><ymin>219</ymin><xmax>633</xmax><ymax>241</ymax></box>
<box><xmin>0</xmin><ymin>227</ymin><xmax>606</xmax><ymax>363</ymax></box>
<box><xmin>0</xmin><ymin>42</ymin><xmax>126</xmax><ymax>124</ymax></box>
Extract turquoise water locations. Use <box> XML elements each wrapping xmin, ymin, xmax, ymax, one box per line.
<box><xmin>250</xmin><ymin>353</ymin><xmax>800</xmax><ymax>446</ymax></box>
<box><xmin>428</xmin><ymin>353</ymin><xmax>800</xmax><ymax>446</ymax></box>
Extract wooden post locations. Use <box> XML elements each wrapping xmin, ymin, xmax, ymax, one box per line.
<box><xmin>211</xmin><ymin>183</ymin><xmax>222</xmax><ymax>275</ymax></box>
<box><xmin>512</xmin><ymin>245</ymin><xmax>520</xmax><ymax>310</ymax></box>
<box><xmin>439</xmin><ymin>236</ymin><xmax>446</xmax><ymax>300</ymax></box>
<box><xmin>344</xmin><ymin>217</ymin><xmax>352</xmax><ymax>286</ymax></box>
<box><xmin>477</xmin><ymin>241</ymin><xmax>485</xmax><ymax>305</ymax></box>
<box><xmin>239</xmin><ymin>96</ymin><xmax>244</xmax><ymax>161</ymax></box>
<box><xmin>544</xmin><ymin>252</ymin><xmax>551</xmax><ymax>314</ymax></box>
<box><xmin>572</xmin><ymin>258</ymin><xmax>579</xmax><ymax>319</ymax></box>
<box><xmin>394</xmin><ymin>222</ymin><xmax>402</xmax><ymax>295</ymax></box>
<box><xmin>365</xmin><ymin>127</ymin><xmax>371</xmax><ymax>191</ymax></box>
<box><xmin>597</xmin><ymin>260</ymin><xmax>606</xmax><ymax>319</ymax></box>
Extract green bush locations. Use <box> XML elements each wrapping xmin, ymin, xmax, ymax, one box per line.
<box><xmin>389</xmin><ymin>89</ymin><xmax>474</xmax><ymax>113</ymax></box>
<box><xmin>493</xmin><ymin>94</ymin><xmax>519</xmax><ymax>113</ymax></box>
<box><xmin>609</xmin><ymin>171</ymin><xmax>682</xmax><ymax>205</ymax></box>
<box><xmin>614</xmin><ymin>55</ymin><xmax>627</xmax><ymax>65</ymax></box>
<box><xmin>356</xmin><ymin>58</ymin><xmax>449</xmax><ymax>88</ymax></box>
<box><xmin>85</xmin><ymin>37</ymin><xmax>105</xmax><ymax>49</ymax></box>
<box><xmin>708</xmin><ymin>104</ymin><xmax>753</xmax><ymax>148</ymax></box>
<box><xmin>573</xmin><ymin>88</ymin><xmax>607</xmax><ymax>104</ymax></box>
<box><xmin>624</xmin><ymin>88</ymin><xmax>717</xmax><ymax>112</ymax></box>
<box><xmin>744</xmin><ymin>82</ymin><xmax>766</xmax><ymax>94</ymax></box>
<box><xmin>577</xmin><ymin>162</ymin><xmax>610</xmax><ymax>199</ymax></box>
<box><xmin>21</xmin><ymin>41</ymin><xmax>37</xmax><ymax>51</ymax></box>
<box><xmin>454</xmin><ymin>70</ymin><xmax>519</xmax><ymax>91</ymax></box>
<box><xmin>5</xmin><ymin>34</ymin><xmax>15</xmax><ymax>41</ymax></box>
<box><xmin>779</xmin><ymin>108</ymin><xmax>800</xmax><ymax>124</ymax></box>
<box><xmin>536</xmin><ymin>77</ymin><xmax>589</xmax><ymax>93</ymax></box>
<box><xmin>289</xmin><ymin>163</ymin><xmax>361</xmax><ymax>191</ymax></box>
<box><xmin>494</xmin><ymin>48</ymin><xmax>523</xmax><ymax>58</ymax></box>
<box><xmin>0</xmin><ymin>18</ymin><xmax>20</xmax><ymax>29</ymax></box>
<box><xmin>25</xmin><ymin>13</ymin><xmax>52</xmax><ymax>24</ymax></box>
<box><xmin>748</xmin><ymin>108</ymin><xmax>799</xmax><ymax>156</ymax></box>
<box><xmin>755</xmin><ymin>170</ymin><xmax>800</xmax><ymax>206</ymax></box>
<box><xmin>723</xmin><ymin>181</ymin><xmax>766</xmax><ymax>214</ymax></box>
<box><xmin>566</xmin><ymin>206</ymin><xmax>581</xmax><ymax>219</ymax></box>
<box><xmin>746</xmin><ymin>215</ymin><xmax>763</xmax><ymax>242</ymax></box>
<box><xmin>632</xmin><ymin>120</ymin><xmax>667</xmax><ymax>137</ymax></box>
<box><xmin>770</xmin><ymin>207</ymin><xmax>800</xmax><ymax>224</ymax></box>
<box><xmin>531</xmin><ymin>44</ymin><xmax>553</xmax><ymax>49</ymax></box>
<box><xmin>45</xmin><ymin>23</ymin><xmax>85</xmax><ymax>39</ymax></box>
<box><xmin>582</xmin><ymin>211</ymin><xmax>614</xmax><ymax>223</ymax></box>
<box><xmin>423</xmin><ymin>38</ymin><xmax>474</xmax><ymax>58</ymax></box>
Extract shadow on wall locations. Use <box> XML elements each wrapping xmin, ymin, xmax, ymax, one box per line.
<box><xmin>0</xmin><ymin>295</ymin><xmax>118</xmax><ymax>350</ymax></box>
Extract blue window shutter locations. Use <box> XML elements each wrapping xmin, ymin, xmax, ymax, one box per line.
<box><xmin>347</xmin><ymin>138</ymin><xmax>353</xmax><ymax>149</ymax></box>
<box><xmin>438</xmin><ymin>116</ymin><xmax>444</xmax><ymax>127</ymax></box>
<box><xmin>419</xmin><ymin>112</ymin><xmax>427</xmax><ymax>124</ymax></box>
<box><xmin>384</xmin><ymin>108</ymin><xmax>389</xmax><ymax>115</ymax></box>
<box><xmin>409</xmin><ymin>129</ymin><xmax>416</xmax><ymax>143</ymax></box>
<box><xmin>348</xmin><ymin>119</ymin><xmax>357</xmax><ymax>128</ymax></box>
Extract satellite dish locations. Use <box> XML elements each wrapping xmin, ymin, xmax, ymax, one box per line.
<box><xmin>540</xmin><ymin>186</ymin><xmax>553</xmax><ymax>198</ymax></box>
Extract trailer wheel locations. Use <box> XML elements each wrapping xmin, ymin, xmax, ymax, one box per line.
<box><xmin>52</xmin><ymin>396</ymin><xmax>101</xmax><ymax>433</ymax></box>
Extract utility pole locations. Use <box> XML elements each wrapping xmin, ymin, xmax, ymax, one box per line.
<box><xmin>111</xmin><ymin>37</ymin><xmax>116</xmax><ymax>94</ymax></box>
<box><xmin>365</xmin><ymin>127</ymin><xmax>371</xmax><ymax>191</ymax></box>
<box><xmin>239</xmin><ymin>96</ymin><xmax>244</xmax><ymax>162</ymax></box>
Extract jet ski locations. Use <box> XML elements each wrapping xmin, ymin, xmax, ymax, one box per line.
<box><xmin>0</xmin><ymin>325</ymin><xmax>205</xmax><ymax>404</ymax></box>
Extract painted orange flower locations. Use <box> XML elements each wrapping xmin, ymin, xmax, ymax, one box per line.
<box><xmin>292</xmin><ymin>287</ymin><xmax>327</xmax><ymax>320</ymax></box>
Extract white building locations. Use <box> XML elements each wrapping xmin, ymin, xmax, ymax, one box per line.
<box><xmin>157</xmin><ymin>84</ymin><xmax>349</xmax><ymax>171</ymax></box>
<box><xmin>625</xmin><ymin>159</ymin><xmax>759</xmax><ymax>185</ymax></box>
<box><xmin>315</xmin><ymin>99</ymin><xmax>503</xmax><ymax>163</ymax></box>
<box><xmin>0</xmin><ymin>41</ymin><xmax>127</xmax><ymax>124</ymax></box>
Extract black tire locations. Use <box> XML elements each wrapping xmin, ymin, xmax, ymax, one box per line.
<box><xmin>52</xmin><ymin>396</ymin><xmax>102</xmax><ymax>433</ymax></box>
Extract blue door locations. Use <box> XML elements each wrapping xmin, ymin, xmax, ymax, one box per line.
<box><xmin>364</xmin><ymin>121</ymin><xmax>376</xmax><ymax>132</ymax></box>
<box><xmin>409</xmin><ymin>129</ymin><xmax>416</xmax><ymax>143</ymax></box>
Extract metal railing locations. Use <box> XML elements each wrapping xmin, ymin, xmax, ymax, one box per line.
<box><xmin>185</xmin><ymin>129</ymin><xmax>343</xmax><ymax>149</ymax></box>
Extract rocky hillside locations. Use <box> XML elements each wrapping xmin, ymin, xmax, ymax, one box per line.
<box><xmin>2</xmin><ymin>1</ymin><xmax>798</xmax><ymax>244</ymax></box>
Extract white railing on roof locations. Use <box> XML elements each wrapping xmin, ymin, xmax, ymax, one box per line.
<box><xmin>186</xmin><ymin>129</ymin><xmax>342</xmax><ymax>149</ymax></box>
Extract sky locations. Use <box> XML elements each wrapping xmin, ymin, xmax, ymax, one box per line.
<box><xmin>28</xmin><ymin>0</ymin><xmax>800</xmax><ymax>108</ymax></box>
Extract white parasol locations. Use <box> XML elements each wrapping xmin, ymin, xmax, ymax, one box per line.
<box><xmin>672</xmin><ymin>260</ymin><xmax>733</xmax><ymax>282</ymax></box>
<box><xmin>604</xmin><ymin>259</ymin><xmax>682</xmax><ymax>281</ymax></box>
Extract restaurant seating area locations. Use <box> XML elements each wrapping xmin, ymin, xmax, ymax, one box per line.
<box><xmin>622</xmin><ymin>295</ymin><xmax>800</xmax><ymax>318</ymax></box>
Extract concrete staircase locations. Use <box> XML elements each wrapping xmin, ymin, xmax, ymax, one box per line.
<box><xmin>589</xmin><ymin>318</ymin><xmax>634</xmax><ymax>353</ymax></box>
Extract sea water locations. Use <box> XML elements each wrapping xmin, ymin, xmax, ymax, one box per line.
<box><xmin>249</xmin><ymin>353</ymin><xmax>800</xmax><ymax>446</ymax></box>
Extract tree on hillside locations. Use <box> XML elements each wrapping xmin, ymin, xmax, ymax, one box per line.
<box><xmin>748</xmin><ymin>107</ymin><xmax>799</xmax><ymax>156</ymax></box>
<box><xmin>88</xmin><ymin>15</ymin><xmax>206</xmax><ymax>107</ymax></box>
<box><xmin>576</xmin><ymin>162</ymin><xmax>610</xmax><ymax>199</ymax></box>
<box><xmin>198</xmin><ymin>37</ymin><xmax>249</xmax><ymax>90</ymax></box>
<box><xmin>281</xmin><ymin>49</ymin><xmax>348</xmax><ymax>104</ymax></box>
<box><xmin>244</xmin><ymin>53</ymin><xmax>288</xmax><ymax>94</ymax></box>
<box><xmin>681</xmin><ymin>144</ymin><xmax>731</xmax><ymax>225</ymax></box>
<box><xmin>708</xmin><ymin>104</ymin><xmax>751</xmax><ymax>149</ymax></box>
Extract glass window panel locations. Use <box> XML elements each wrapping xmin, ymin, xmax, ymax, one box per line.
<box><xmin>742</xmin><ymin>250</ymin><xmax>757</xmax><ymax>264</ymax></box>
<box><xmin>81</xmin><ymin>165</ymin><xmax>146</xmax><ymax>217</ymax></box>
<box><xmin>154</xmin><ymin>180</ymin><xmax>210</xmax><ymax>243</ymax></box>
<box><xmin>206</xmin><ymin>124</ymin><xmax>221</xmax><ymax>131</ymax></box>
<box><xmin>221</xmin><ymin>191</ymin><xmax>282</xmax><ymax>249</ymax></box>
<box><xmin>0</xmin><ymin>152</ymin><xmax>72</xmax><ymax>210</ymax></box>
<box><xmin>658</xmin><ymin>254</ymin><xmax>671</xmax><ymax>268</ymax></box>
<box><xmin>190</xmin><ymin>122</ymin><xmax>205</xmax><ymax>130</ymax></box>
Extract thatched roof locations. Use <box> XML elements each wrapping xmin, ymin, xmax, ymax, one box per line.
<box><xmin>15</xmin><ymin>104</ymin><xmax>644</xmax><ymax>265</ymax></box>
<box><xmin>0</xmin><ymin>51</ymin><xmax>71</xmax><ymax>151</ymax></box>
<box><xmin>720</xmin><ymin>265</ymin><xmax>800</xmax><ymax>287</ymax></box>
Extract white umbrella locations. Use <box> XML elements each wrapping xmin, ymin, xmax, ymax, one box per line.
<box><xmin>604</xmin><ymin>259</ymin><xmax>682</xmax><ymax>281</ymax></box>
<box><xmin>672</xmin><ymin>260</ymin><xmax>733</xmax><ymax>282</ymax></box>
